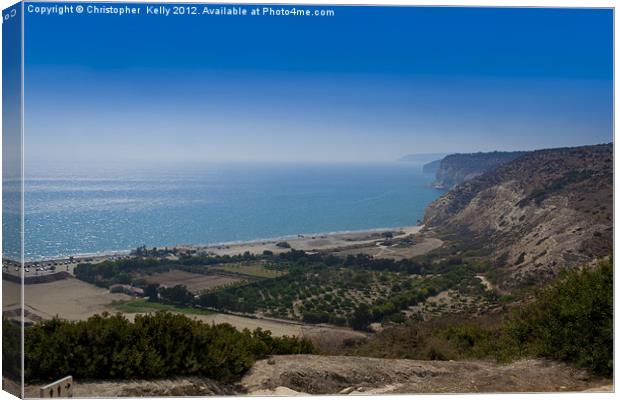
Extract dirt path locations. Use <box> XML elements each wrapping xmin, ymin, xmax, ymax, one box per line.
<box><xmin>122</xmin><ymin>312</ymin><xmax>366</xmax><ymax>344</ymax></box>
<box><xmin>476</xmin><ymin>274</ymin><xmax>495</xmax><ymax>291</ymax></box>
<box><xmin>241</xmin><ymin>355</ymin><xmax>612</xmax><ymax>394</ymax></box>
<box><xmin>337</xmin><ymin>236</ymin><xmax>443</xmax><ymax>260</ymax></box>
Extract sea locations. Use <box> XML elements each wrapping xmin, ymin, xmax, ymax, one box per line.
<box><xmin>14</xmin><ymin>161</ymin><xmax>444</xmax><ymax>261</ymax></box>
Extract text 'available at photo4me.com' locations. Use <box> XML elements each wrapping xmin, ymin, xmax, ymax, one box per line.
<box><xmin>24</xmin><ymin>3</ymin><xmax>336</xmax><ymax>17</ymax></box>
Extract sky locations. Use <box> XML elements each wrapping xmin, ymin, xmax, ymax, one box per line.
<box><xmin>23</xmin><ymin>5</ymin><xmax>613</xmax><ymax>163</ymax></box>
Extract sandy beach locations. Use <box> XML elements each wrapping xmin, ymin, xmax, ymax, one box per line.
<box><xmin>202</xmin><ymin>225</ymin><xmax>423</xmax><ymax>257</ymax></box>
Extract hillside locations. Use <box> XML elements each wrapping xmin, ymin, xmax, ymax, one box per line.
<box><xmin>432</xmin><ymin>151</ymin><xmax>527</xmax><ymax>188</ymax></box>
<box><xmin>424</xmin><ymin>143</ymin><xmax>612</xmax><ymax>288</ymax></box>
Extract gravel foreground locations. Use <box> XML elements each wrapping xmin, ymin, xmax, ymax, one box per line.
<box><xmin>240</xmin><ymin>355</ymin><xmax>612</xmax><ymax>395</ymax></box>
<box><xmin>22</xmin><ymin>355</ymin><xmax>612</xmax><ymax>397</ymax></box>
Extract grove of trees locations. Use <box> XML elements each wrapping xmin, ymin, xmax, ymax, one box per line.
<box><xmin>24</xmin><ymin>312</ymin><xmax>314</xmax><ymax>383</ymax></box>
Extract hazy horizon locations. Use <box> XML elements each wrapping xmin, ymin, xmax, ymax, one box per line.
<box><xmin>24</xmin><ymin>6</ymin><xmax>613</xmax><ymax>164</ymax></box>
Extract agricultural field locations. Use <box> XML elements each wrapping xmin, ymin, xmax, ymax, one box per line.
<box><xmin>142</xmin><ymin>269</ymin><xmax>243</xmax><ymax>293</ymax></box>
<box><xmin>198</xmin><ymin>254</ymin><xmax>494</xmax><ymax>329</ymax></box>
<box><xmin>209</xmin><ymin>261</ymin><xmax>286</xmax><ymax>279</ymax></box>
<box><xmin>74</xmin><ymin>250</ymin><xmax>496</xmax><ymax>331</ymax></box>
<box><xmin>405</xmin><ymin>289</ymin><xmax>494</xmax><ymax>321</ymax></box>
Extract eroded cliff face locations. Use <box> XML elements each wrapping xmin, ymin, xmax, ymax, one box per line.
<box><xmin>422</xmin><ymin>159</ymin><xmax>442</xmax><ymax>174</ymax></box>
<box><xmin>424</xmin><ymin>144</ymin><xmax>612</xmax><ymax>288</ymax></box>
<box><xmin>432</xmin><ymin>151</ymin><xmax>527</xmax><ymax>188</ymax></box>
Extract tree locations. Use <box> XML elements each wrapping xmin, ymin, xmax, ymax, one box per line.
<box><xmin>144</xmin><ymin>284</ymin><xmax>159</xmax><ymax>302</ymax></box>
<box><xmin>351</xmin><ymin>303</ymin><xmax>372</xmax><ymax>331</ymax></box>
<box><xmin>159</xmin><ymin>285</ymin><xmax>193</xmax><ymax>305</ymax></box>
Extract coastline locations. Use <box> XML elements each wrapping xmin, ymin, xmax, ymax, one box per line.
<box><xmin>15</xmin><ymin>225</ymin><xmax>424</xmax><ymax>265</ymax></box>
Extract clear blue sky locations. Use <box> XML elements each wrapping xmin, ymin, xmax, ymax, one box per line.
<box><xmin>23</xmin><ymin>5</ymin><xmax>613</xmax><ymax>163</ymax></box>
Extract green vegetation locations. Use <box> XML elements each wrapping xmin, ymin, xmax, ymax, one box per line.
<box><xmin>350</xmin><ymin>259</ymin><xmax>613</xmax><ymax>377</ymax></box>
<box><xmin>2</xmin><ymin>318</ymin><xmax>21</xmax><ymax>381</ymax></box>
<box><xmin>198</xmin><ymin>253</ymin><xmax>488</xmax><ymax>328</ymax></box>
<box><xmin>505</xmin><ymin>258</ymin><xmax>613</xmax><ymax>376</ymax></box>
<box><xmin>74</xmin><ymin>252</ymin><xmax>267</xmax><ymax>288</ymax></box>
<box><xmin>25</xmin><ymin>312</ymin><xmax>314</xmax><ymax>383</ymax></box>
<box><xmin>75</xmin><ymin>246</ymin><xmax>612</xmax><ymax>379</ymax></box>
<box><xmin>88</xmin><ymin>250</ymin><xmax>490</xmax><ymax>330</ymax></box>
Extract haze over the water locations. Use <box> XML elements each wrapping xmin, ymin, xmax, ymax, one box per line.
<box><xmin>24</xmin><ymin>7</ymin><xmax>612</xmax><ymax>164</ymax></box>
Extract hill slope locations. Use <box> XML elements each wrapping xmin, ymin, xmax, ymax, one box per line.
<box><xmin>424</xmin><ymin>144</ymin><xmax>612</xmax><ymax>288</ymax></box>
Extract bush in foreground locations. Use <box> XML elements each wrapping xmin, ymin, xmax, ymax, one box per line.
<box><xmin>25</xmin><ymin>311</ymin><xmax>314</xmax><ymax>383</ymax></box>
<box><xmin>2</xmin><ymin>318</ymin><xmax>21</xmax><ymax>381</ymax></box>
<box><xmin>504</xmin><ymin>258</ymin><xmax>613</xmax><ymax>376</ymax></box>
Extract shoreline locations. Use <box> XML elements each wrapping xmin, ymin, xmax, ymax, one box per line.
<box><xmin>12</xmin><ymin>225</ymin><xmax>424</xmax><ymax>264</ymax></box>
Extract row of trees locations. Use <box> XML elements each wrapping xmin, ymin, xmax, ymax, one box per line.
<box><xmin>24</xmin><ymin>312</ymin><xmax>314</xmax><ymax>383</ymax></box>
<box><xmin>75</xmin><ymin>248</ymin><xmax>451</xmax><ymax>290</ymax></box>
<box><xmin>349</xmin><ymin>264</ymin><xmax>485</xmax><ymax>330</ymax></box>
<box><xmin>73</xmin><ymin>249</ymin><xmax>310</xmax><ymax>288</ymax></box>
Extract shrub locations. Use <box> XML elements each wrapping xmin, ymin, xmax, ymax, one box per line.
<box><xmin>24</xmin><ymin>312</ymin><xmax>314</xmax><ymax>383</ymax></box>
<box><xmin>504</xmin><ymin>258</ymin><xmax>613</xmax><ymax>376</ymax></box>
<box><xmin>2</xmin><ymin>318</ymin><xmax>21</xmax><ymax>381</ymax></box>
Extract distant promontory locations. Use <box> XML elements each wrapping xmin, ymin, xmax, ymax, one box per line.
<box><xmin>423</xmin><ymin>151</ymin><xmax>527</xmax><ymax>189</ymax></box>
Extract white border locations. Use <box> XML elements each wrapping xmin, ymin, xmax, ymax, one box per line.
<box><xmin>0</xmin><ymin>1</ymin><xmax>616</xmax><ymax>400</ymax></box>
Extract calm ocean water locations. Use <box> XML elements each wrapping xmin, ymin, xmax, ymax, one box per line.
<box><xmin>20</xmin><ymin>162</ymin><xmax>444</xmax><ymax>260</ymax></box>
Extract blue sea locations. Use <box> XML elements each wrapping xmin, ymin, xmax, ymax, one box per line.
<box><xmin>19</xmin><ymin>162</ymin><xmax>443</xmax><ymax>261</ymax></box>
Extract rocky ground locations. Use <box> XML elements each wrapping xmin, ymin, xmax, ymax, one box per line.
<box><xmin>24</xmin><ymin>377</ymin><xmax>238</xmax><ymax>398</ymax></box>
<box><xmin>21</xmin><ymin>355</ymin><xmax>612</xmax><ymax>397</ymax></box>
<box><xmin>241</xmin><ymin>355</ymin><xmax>612</xmax><ymax>395</ymax></box>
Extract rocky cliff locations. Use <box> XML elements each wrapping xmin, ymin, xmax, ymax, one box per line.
<box><xmin>432</xmin><ymin>151</ymin><xmax>527</xmax><ymax>188</ymax></box>
<box><xmin>422</xmin><ymin>159</ymin><xmax>442</xmax><ymax>174</ymax></box>
<box><xmin>424</xmin><ymin>144</ymin><xmax>612</xmax><ymax>288</ymax></box>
